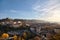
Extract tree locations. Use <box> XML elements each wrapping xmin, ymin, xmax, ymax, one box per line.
<box><xmin>53</xmin><ymin>34</ymin><xmax>60</xmax><ymax>40</ymax></box>
<box><xmin>2</xmin><ymin>33</ymin><xmax>9</xmax><ymax>39</ymax></box>
<box><xmin>13</xmin><ymin>35</ymin><xmax>17</xmax><ymax>40</ymax></box>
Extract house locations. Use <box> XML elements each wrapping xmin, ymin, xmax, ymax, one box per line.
<box><xmin>54</xmin><ymin>28</ymin><xmax>60</xmax><ymax>33</ymax></box>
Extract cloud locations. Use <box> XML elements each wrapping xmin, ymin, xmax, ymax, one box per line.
<box><xmin>33</xmin><ymin>0</ymin><xmax>60</xmax><ymax>22</ymax></box>
<box><xmin>10</xmin><ymin>10</ymin><xmax>17</xmax><ymax>12</ymax></box>
<box><xmin>4</xmin><ymin>10</ymin><xmax>17</xmax><ymax>13</ymax></box>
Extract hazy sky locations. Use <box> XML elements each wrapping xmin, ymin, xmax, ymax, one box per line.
<box><xmin>0</xmin><ymin>0</ymin><xmax>60</xmax><ymax>22</ymax></box>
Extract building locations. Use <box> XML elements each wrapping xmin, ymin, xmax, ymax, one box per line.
<box><xmin>54</xmin><ymin>28</ymin><xmax>60</xmax><ymax>33</ymax></box>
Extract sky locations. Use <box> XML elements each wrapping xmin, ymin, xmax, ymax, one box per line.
<box><xmin>0</xmin><ymin>0</ymin><xmax>60</xmax><ymax>22</ymax></box>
